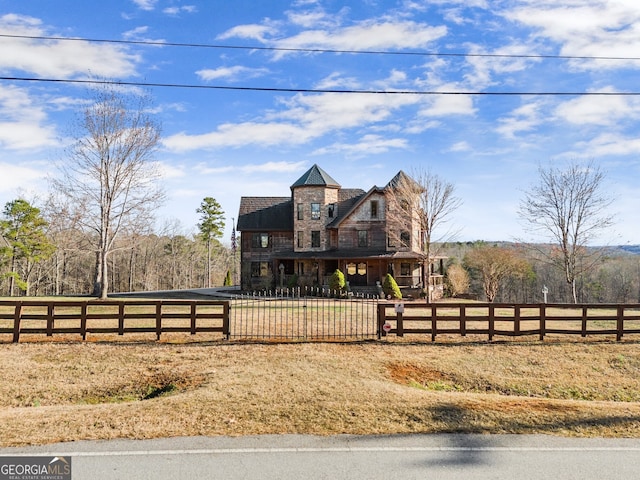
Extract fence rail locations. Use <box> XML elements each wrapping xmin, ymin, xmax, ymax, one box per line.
<box><xmin>377</xmin><ymin>302</ymin><xmax>640</xmax><ymax>341</ymax></box>
<box><xmin>0</xmin><ymin>299</ymin><xmax>229</xmax><ymax>342</ymax></box>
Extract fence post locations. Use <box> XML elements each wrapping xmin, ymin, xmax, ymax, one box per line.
<box><xmin>514</xmin><ymin>305</ymin><xmax>521</xmax><ymax>336</ymax></box>
<box><xmin>540</xmin><ymin>304</ymin><xmax>546</xmax><ymax>341</ymax></box>
<box><xmin>460</xmin><ymin>305</ymin><xmax>466</xmax><ymax>337</ymax></box>
<box><xmin>156</xmin><ymin>302</ymin><xmax>162</xmax><ymax>340</ymax></box>
<box><xmin>81</xmin><ymin>303</ymin><xmax>88</xmax><ymax>341</ymax></box>
<box><xmin>617</xmin><ymin>305</ymin><xmax>624</xmax><ymax>342</ymax></box>
<box><xmin>377</xmin><ymin>302</ymin><xmax>386</xmax><ymax>339</ymax></box>
<box><xmin>12</xmin><ymin>302</ymin><xmax>22</xmax><ymax>343</ymax></box>
<box><xmin>581</xmin><ymin>306</ymin><xmax>588</xmax><ymax>337</ymax></box>
<box><xmin>118</xmin><ymin>302</ymin><xmax>125</xmax><ymax>336</ymax></box>
<box><xmin>488</xmin><ymin>305</ymin><xmax>495</xmax><ymax>341</ymax></box>
<box><xmin>46</xmin><ymin>303</ymin><xmax>54</xmax><ymax>337</ymax></box>
<box><xmin>431</xmin><ymin>304</ymin><xmax>437</xmax><ymax>342</ymax></box>
<box><xmin>223</xmin><ymin>301</ymin><xmax>230</xmax><ymax>340</ymax></box>
<box><xmin>397</xmin><ymin>309</ymin><xmax>404</xmax><ymax>337</ymax></box>
<box><xmin>190</xmin><ymin>302</ymin><xmax>197</xmax><ymax>335</ymax></box>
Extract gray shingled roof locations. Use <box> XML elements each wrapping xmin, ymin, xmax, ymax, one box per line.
<box><xmin>290</xmin><ymin>164</ymin><xmax>341</xmax><ymax>189</ymax></box>
<box><xmin>327</xmin><ymin>188</ymin><xmax>366</xmax><ymax>227</ymax></box>
<box><xmin>237</xmin><ymin>197</ymin><xmax>293</xmax><ymax>231</ymax></box>
<box><xmin>386</xmin><ymin>170</ymin><xmax>421</xmax><ymax>190</ymax></box>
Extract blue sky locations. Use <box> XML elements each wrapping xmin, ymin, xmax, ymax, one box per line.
<box><xmin>1</xmin><ymin>0</ymin><xmax>639</xmax><ymax>245</ymax></box>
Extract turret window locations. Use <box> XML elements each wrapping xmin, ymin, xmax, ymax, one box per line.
<box><xmin>311</xmin><ymin>203</ymin><xmax>320</xmax><ymax>220</ymax></box>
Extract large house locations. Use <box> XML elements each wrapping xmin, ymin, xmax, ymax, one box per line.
<box><xmin>237</xmin><ymin>164</ymin><xmax>445</xmax><ymax>297</ymax></box>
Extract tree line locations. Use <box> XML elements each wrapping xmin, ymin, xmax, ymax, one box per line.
<box><xmin>443</xmin><ymin>241</ymin><xmax>640</xmax><ymax>304</ymax></box>
<box><xmin>0</xmin><ymin>198</ymin><xmax>236</xmax><ymax>297</ymax></box>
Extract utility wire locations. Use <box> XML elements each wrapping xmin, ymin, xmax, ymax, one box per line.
<box><xmin>3</xmin><ymin>76</ymin><xmax>640</xmax><ymax>96</ymax></box>
<box><xmin>1</xmin><ymin>33</ymin><xmax>639</xmax><ymax>61</ymax></box>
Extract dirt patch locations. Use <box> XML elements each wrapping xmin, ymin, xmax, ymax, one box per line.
<box><xmin>81</xmin><ymin>369</ymin><xmax>206</xmax><ymax>404</ymax></box>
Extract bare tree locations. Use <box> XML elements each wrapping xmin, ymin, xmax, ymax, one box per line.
<box><xmin>519</xmin><ymin>160</ymin><xmax>615</xmax><ymax>303</ymax></box>
<box><xmin>50</xmin><ymin>84</ymin><xmax>164</xmax><ymax>299</ymax></box>
<box><xmin>464</xmin><ymin>244</ymin><xmax>531</xmax><ymax>302</ymax></box>
<box><xmin>386</xmin><ymin>167</ymin><xmax>461</xmax><ymax>301</ymax></box>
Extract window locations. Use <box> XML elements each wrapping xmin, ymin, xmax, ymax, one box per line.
<box><xmin>400</xmin><ymin>231</ymin><xmax>410</xmax><ymax>247</ymax></box>
<box><xmin>298</xmin><ymin>262</ymin><xmax>305</xmax><ymax>275</ymax></box>
<box><xmin>297</xmin><ymin>231</ymin><xmax>304</xmax><ymax>248</ymax></box>
<box><xmin>327</xmin><ymin>203</ymin><xmax>335</xmax><ymax>218</ymax></box>
<box><xmin>252</xmin><ymin>233</ymin><xmax>269</xmax><ymax>248</ymax></box>
<box><xmin>297</xmin><ymin>203</ymin><xmax>304</xmax><ymax>220</ymax></box>
<box><xmin>311</xmin><ymin>203</ymin><xmax>320</xmax><ymax>220</ymax></box>
<box><xmin>387</xmin><ymin>233</ymin><xmax>396</xmax><ymax>247</ymax></box>
<box><xmin>311</xmin><ymin>230</ymin><xmax>321</xmax><ymax>248</ymax></box>
<box><xmin>400</xmin><ymin>263</ymin><xmax>411</xmax><ymax>276</ymax></box>
<box><xmin>357</xmin><ymin>230</ymin><xmax>368</xmax><ymax>247</ymax></box>
<box><xmin>370</xmin><ymin>200</ymin><xmax>378</xmax><ymax>219</ymax></box>
<box><xmin>251</xmin><ymin>262</ymin><xmax>269</xmax><ymax>277</ymax></box>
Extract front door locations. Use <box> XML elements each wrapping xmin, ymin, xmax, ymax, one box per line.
<box><xmin>346</xmin><ymin>262</ymin><xmax>367</xmax><ymax>286</ymax></box>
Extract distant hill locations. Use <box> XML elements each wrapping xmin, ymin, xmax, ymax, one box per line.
<box><xmin>618</xmin><ymin>245</ymin><xmax>640</xmax><ymax>255</ymax></box>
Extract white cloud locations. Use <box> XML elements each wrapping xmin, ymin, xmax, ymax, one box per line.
<box><xmin>0</xmin><ymin>85</ymin><xmax>58</xmax><ymax>150</ymax></box>
<box><xmin>285</xmin><ymin>8</ymin><xmax>346</xmax><ymax>28</ymax></box>
<box><xmin>217</xmin><ymin>24</ymin><xmax>279</xmax><ymax>43</ymax></box>
<box><xmin>164</xmin><ymin>92</ymin><xmax>418</xmax><ymax>152</ymax></box>
<box><xmin>464</xmin><ymin>43</ymin><xmax>539</xmax><ymax>89</ymax></box>
<box><xmin>574</xmin><ymin>133</ymin><xmax>640</xmax><ymax>157</ymax></box>
<box><xmin>163</xmin><ymin>121</ymin><xmax>314</xmax><ymax>151</ymax></box>
<box><xmin>0</xmin><ymin>161</ymin><xmax>48</xmax><ymax>195</ymax></box>
<box><xmin>156</xmin><ymin>161</ymin><xmax>186</xmax><ymax>179</ymax></box>
<box><xmin>132</xmin><ymin>0</ymin><xmax>157</xmax><ymax>11</ymax></box>
<box><xmin>504</xmin><ymin>1</ymin><xmax>640</xmax><ymax>69</ymax></box>
<box><xmin>449</xmin><ymin>141</ymin><xmax>471</xmax><ymax>152</ymax></box>
<box><xmin>555</xmin><ymin>88</ymin><xmax>640</xmax><ymax>125</ymax></box>
<box><xmin>496</xmin><ymin>101</ymin><xmax>545</xmax><ymax>138</ymax></box>
<box><xmin>219</xmin><ymin>18</ymin><xmax>447</xmax><ymax>59</ymax></box>
<box><xmin>194</xmin><ymin>161</ymin><xmax>307</xmax><ymax>175</ymax></box>
<box><xmin>163</xmin><ymin>5</ymin><xmax>197</xmax><ymax>15</ymax></box>
<box><xmin>0</xmin><ymin>14</ymin><xmax>139</xmax><ymax>78</ymax></box>
<box><xmin>274</xmin><ymin>20</ymin><xmax>447</xmax><ymax>54</ymax></box>
<box><xmin>312</xmin><ymin>134</ymin><xmax>409</xmax><ymax>156</ymax></box>
<box><xmin>418</xmin><ymin>93</ymin><xmax>475</xmax><ymax>117</ymax></box>
<box><xmin>196</xmin><ymin>66</ymin><xmax>269</xmax><ymax>82</ymax></box>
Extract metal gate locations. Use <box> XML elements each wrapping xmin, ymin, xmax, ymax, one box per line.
<box><xmin>229</xmin><ymin>288</ymin><xmax>379</xmax><ymax>341</ymax></box>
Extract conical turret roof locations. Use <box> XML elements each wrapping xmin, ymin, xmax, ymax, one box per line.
<box><xmin>291</xmin><ymin>164</ymin><xmax>341</xmax><ymax>189</ymax></box>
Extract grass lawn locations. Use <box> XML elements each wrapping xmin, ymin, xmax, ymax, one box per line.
<box><xmin>1</xmin><ymin>339</ymin><xmax>640</xmax><ymax>446</ymax></box>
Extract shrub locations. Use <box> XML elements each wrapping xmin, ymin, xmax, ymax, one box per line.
<box><xmin>223</xmin><ymin>270</ymin><xmax>232</xmax><ymax>286</ymax></box>
<box><xmin>329</xmin><ymin>269</ymin><xmax>346</xmax><ymax>292</ymax></box>
<box><xmin>287</xmin><ymin>274</ymin><xmax>299</xmax><ymax>289</ymax></box>
<box><xmin>446</xmin><ymin>264</ymin><xmax>469</xmax><ymax>297</ymax></box>
<box><xmin>382</xmin><ymin>273</ymin><xmax>402</xmax><ymax>299</ymax></box>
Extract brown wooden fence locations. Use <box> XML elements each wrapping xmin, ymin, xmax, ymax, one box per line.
<box><xmin>0</xmin><ymin>299</ymin><xmax>230</xmax><ymax>342</ymax></box>
<box><xmin>377</xmin><ymin>302</ymin><xmax>640</xmax><ymax>341</ymax></box>
<box><xmin>4</xmin><ymin>298</ymin><xmax>640</xmax><ymax>343</ymax></box>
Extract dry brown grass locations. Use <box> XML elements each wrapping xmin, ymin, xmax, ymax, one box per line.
<box><xmin>1</xmin><ymin>339</ymin><xmax>640</xmax><ymax>446</ymax></box>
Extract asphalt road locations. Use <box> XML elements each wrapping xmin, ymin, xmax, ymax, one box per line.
<box><xmin>2</xmin><ymin>434</ymin><xmax>640</xmax><ymax>480</ymax></box>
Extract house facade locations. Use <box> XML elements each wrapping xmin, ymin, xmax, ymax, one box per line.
<box><xmin>237</xmin><ymin>165</ymin><xmax>444</xmax><ymax>297</ymax></box>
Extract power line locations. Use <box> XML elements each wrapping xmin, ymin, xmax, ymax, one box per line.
<box><xmin>1</xmin><ymin>33</ymin><xmax>639</xmax><ymax>62</ymax></box>
<box><xmin>3</xmin><ymin>76</ymin><xmax>640</xmax><ymax>96</ymax></box>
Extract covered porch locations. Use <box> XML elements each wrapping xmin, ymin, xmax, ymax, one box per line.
<box><xmin>273</xmin><ymin>250</ymin><xmax>434</xmax><ymax>292</ymax></box>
